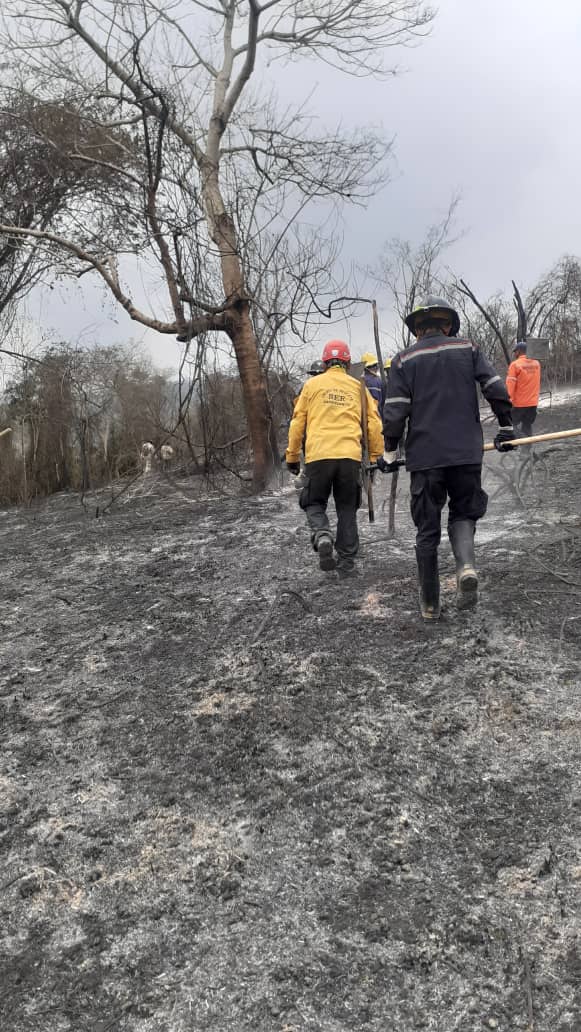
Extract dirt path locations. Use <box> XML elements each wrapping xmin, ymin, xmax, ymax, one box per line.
<box><xmin>1</xmin><ymin>401</ymin><xmax>581</xmax><ymax>1032</ymax></box>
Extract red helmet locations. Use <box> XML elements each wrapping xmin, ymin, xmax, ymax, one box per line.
<box><xmin>321</xmin><ymin>340</ymin><xmax>351</xmax><ymax>363</ymax></box>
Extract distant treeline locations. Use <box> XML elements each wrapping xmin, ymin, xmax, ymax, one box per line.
<box><xmin>0</xmin><ymin>343</ymin><xmax>297</xmax><ymax>506</ymax></box>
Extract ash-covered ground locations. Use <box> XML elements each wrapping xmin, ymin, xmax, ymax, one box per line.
<box><xmin>1</xmin><ymin>399</ymin><xmax>581</xmax><ymax>1032</ymax></box>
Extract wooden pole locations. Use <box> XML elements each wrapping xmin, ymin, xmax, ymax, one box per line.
<box><xmin>372</xmin><ymin>300</ymin><xmax>399</xmax><ymax>537</ymax></box>
<box><xmin>483</xmin><ymin>427</ymin><xmax>581</xmax><ymax>452</ymax></box>
<box><xmin>372</xmin><ymin>300</ymin><xmax>388</xmax><ymax>390</ymax></box>
<box><xmin>359</xmin><ymin>382</ymin><xmax>375</xmax><ymax>524</ymax></box>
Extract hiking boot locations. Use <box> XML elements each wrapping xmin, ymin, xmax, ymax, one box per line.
<box><xmin>416</xmin><ymin>549</ymin><xmax>441</xmax><ymax>621</ymax></box>
<box><xmin>448</xmin><ymin>520</ymin><xmax>478</xmax><ymax>610</ymax></box>
<box><xmin>316</xmin><ymin>532</ymin><xmax>336</xmax><ymax>572</ymax></box>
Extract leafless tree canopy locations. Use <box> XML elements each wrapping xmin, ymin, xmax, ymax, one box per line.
<box><xmin>376</xmin><ymin>202</ymin><xmax>581</xmax><ymax>382</ymax></box>
<box><xmin>0</xmin><ymin>89</ymin><xmax>138</xmax><ymax>336</ymax></box>
<box><xmin>376</xmin><ymin>196</ymin><xmax>460</xmax><ymax>350</ymax></box>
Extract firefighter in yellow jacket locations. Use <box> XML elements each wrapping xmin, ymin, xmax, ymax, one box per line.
<box><xmin>286</xmin><ymin>340</ymin><xmax>384</xmax><ymax>577</ymax></box>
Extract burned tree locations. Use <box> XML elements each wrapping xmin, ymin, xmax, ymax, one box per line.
<box><xmin>0</xmin><ymin>0</ymin><xmax>435</xmax><ymax>490</ymax></box>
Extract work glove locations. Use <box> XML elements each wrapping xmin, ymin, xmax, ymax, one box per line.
<box><xmin>376</xmin><ymin>451</ymin><xmax>400</xmax><ymax>474</ymax></box>
<box><xmin>286</xmin><ymin>460</ymin><xmax>301</xmax><ymax>475</ymax></box>
<box><xmin>493</xmin><ymin>426</ymin><xmax>517</xmax><ymax>453</ymax></box>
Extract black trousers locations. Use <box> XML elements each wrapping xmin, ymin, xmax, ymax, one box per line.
<box><xmin>513</xmin><ymin>406</ymin><xmax>537</xmax><ymax>439</ymax></box>
<box><xmin>300</xmin><ymin>459</ymin><xmax>361</xmax><ymax>559</ymax></box>
<box><xmin>410</xmin><ymin>465</ymin><xmax>488</xmax><ymax>554</ymax></box>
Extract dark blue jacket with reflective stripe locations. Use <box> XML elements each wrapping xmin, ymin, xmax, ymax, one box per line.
<box><xmin>363</xmin><ymin>370</ymin><xmax>384</xmax><ymax>415</ymax></box>
<box><xmin>382</xmin><ymin>333</ymin><xmax>512</xmax><ymax>471</ymax></box>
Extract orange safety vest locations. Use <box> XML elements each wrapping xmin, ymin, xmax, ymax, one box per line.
<box><xmin>506</xmin><ymin>355</ymin><xmax>541</xmax><ymax>408</ymax></box>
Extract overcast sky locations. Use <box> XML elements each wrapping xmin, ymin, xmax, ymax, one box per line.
<box><xmin>24</xmin><ymin>0</ymin><xmax>581</xmax><ymax>368</ymax></box>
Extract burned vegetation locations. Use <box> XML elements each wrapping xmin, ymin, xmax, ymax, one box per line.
<box><xmin>1</xmin><ymin>398</ymin><xmax>581</xmax><ymax>1032</ymax></box>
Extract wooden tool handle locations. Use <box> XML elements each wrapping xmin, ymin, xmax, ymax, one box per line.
<box><xmin>483</xmin><ymin>427</ymin><xmax>581</xmax><ymax>452</ymax></box>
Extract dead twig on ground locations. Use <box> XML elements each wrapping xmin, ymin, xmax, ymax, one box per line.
<box><xmin>249</xmin><ymin>588</ymin><xmax>313</xmax><ymax>676</ymax></box>
<box><xmin>554</xmin><ymin>614</ymin><xmax>581</xmax><ymax>665</ymax></box>
<box><xmin>0</xmin><ymin>870</ymin><xmax>27</xmax><ymax>893</ymax></box>
<box><xmin>96</xmin><ymin>1012</ymin><xmax>127</xmax><ymax>1032</ymax></box>
<box><xmin>251</xmin><ymin>589</ymin><xmax>312</xmax><ymax>645</ymax></box>
<box><xmin>535</xmin><ymin>555</ymin><xmax>581</xmax><ymax>588</ymax></box>
<box><xmin>98</xmin><ymin>468</ymin><xmax>146</xmax><ymax>515</ymax></box>
<box><xmin>40</xmin><ymin>689</ymin><xmax>135</xmax><ymax>734</ymax></box>
<box><xmin>523</xmin><ymin>589</ymin><xmax>581</xmax><ymax>606</ymax></box>
<box><xmin>520</xmin><ymin>943</ymin><xmax>535</xmax><ymax>1031</ymax></box>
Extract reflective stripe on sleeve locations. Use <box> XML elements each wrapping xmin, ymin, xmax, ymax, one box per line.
<box><xmin>385</xmin><ymin>396</ymin><xmax>411</xmax><ymax>405</ymax></box>
<box><xmin>484</xmin><ymin>375</ymin><xmax>501</xmax><ymax>388</ymax></box>
<box><xmin>506</xmin><ymin>376</ymin><xmax>517</xmax><ymax>383</ymax></box>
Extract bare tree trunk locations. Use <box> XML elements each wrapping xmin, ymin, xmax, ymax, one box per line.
<box><xmin>512</xmin><ymin>280</ymin><xmax>527</xmax><ymax>341</ymax></box>
<box><xmin>79</xmin><ymin>411</ymin><xmax>91</xmax><ymax>495</ymax></box>
<box><xmin>202</xmin><ymin>153</ymin><xmax>274</xmax><ymax>490</ymax></box>
<box><xmin>227</xmin><ymin>303</ymin><xmax>275</xmax><ymax>490</ymax></box>
<box><xmin>458</xmin><ymin>279</ymin><xmax>511</xmax><ymax>365</ymax></box>
<box><xmin>21</xmin><ymin>419</ymin><xmax>28</xmax><ymax>505</ymax></box>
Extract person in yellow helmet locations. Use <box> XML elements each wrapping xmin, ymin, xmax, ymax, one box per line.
<box><xmin>360</xmin><ymin>352</ymin><xmax>384</xmax><ymax>415</ymax></box>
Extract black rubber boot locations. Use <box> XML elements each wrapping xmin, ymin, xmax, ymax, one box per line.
<box><xmin>448</xmin><ymin>520</ymin><xmax>478</xmax><ymax>610</ymax></box>
<box><xmin>315</xmin><ymin>531</ymin><xmax>336</xmax><ymax>572</ymax></box>
<box><xmin>415</xmin><ymin>549</ymin><xmax>441</xmax><ymax>621</ymax></box>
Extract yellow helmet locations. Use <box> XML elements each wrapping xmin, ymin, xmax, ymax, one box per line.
<box><xmin>384</xmin><ymin>358</ymin><xmax>392</xmax><ymax>370</ymax></box>
<box><xmin>361</xmin><ymin>351</ymin><xmax>378</xmax><ymax>368</ymax></box>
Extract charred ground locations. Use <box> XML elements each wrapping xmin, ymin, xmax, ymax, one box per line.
<box><xmin>1</xmin><ymin>399</ymin><xmax>581</xmax><ymax>1032</ymax></box>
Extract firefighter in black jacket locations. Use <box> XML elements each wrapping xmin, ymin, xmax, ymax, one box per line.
<box><xmin>379</xmin><ymin>296</ymin><xmax>515</xmax><ymax>620</ymax></box>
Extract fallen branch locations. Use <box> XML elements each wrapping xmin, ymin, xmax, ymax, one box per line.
<box><xmin>252</xmin><ymin>588</ymin><xmax>312</xmax><ymax>645</ymax></box>
<box><xmin>555</xmin><ymin>614</ymin><xmax>581</xmax><ymax>666</ymax></box>
<box><xmin>534</xmin><ymin>555</ymin><xmax>581</xmax><ymax>588</ymax></box>
<box><xmin>0</xmin><ymin>870</ymin><xmax>27</xmax><ymax>893</ymax></box>
<box><xmin>520</xmin><ymin>944</ymin><xmax>535</xmax><ymax>1031</ymax></box>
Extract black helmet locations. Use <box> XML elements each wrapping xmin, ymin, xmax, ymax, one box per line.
<box><xmin>308</xmin><ymin>359</ymin><xmax>325</xmax><ymax>376</ymax></box>
<box><xmin>404</xmin><ymin>296</ymin><xmax>460</xmax><ymax>337</ymax></box>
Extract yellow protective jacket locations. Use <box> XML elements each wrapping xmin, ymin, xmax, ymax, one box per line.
<box><xmin>286</xmin><ymin>365</ymin><xmax>384</xmax><ymax>464</ymax></box>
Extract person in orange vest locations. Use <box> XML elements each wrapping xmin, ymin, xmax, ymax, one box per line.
<box><xmin>506</xmin><ymin>342</ymin><xmax>541</xmax><ymax>439</ymax></box>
